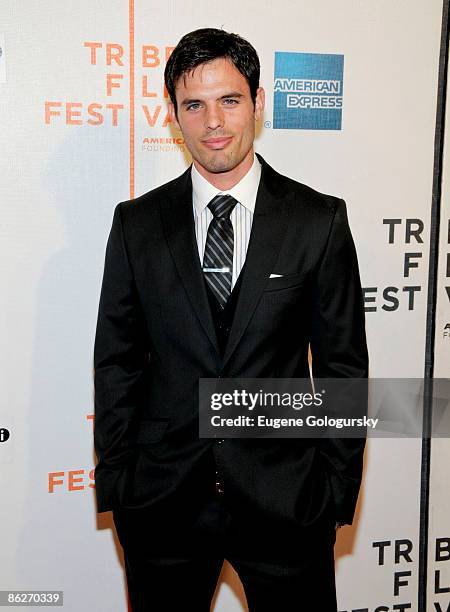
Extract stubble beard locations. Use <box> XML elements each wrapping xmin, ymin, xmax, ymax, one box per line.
<box><xmin>200</xmin><ymin>151</ymin><xmax>236</xmax><ymax>174</ymax></box>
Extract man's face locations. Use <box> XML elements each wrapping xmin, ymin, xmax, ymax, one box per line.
<box><xmin>169</xmin><ymin>57</ymin><xmax>265</xmax><ymax>179</ymax></box>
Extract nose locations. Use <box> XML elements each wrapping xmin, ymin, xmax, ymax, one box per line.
<box><xmin>204</xmin><ymin>103</ymin><xmax>224</xmax><ymax>131</ymax></box>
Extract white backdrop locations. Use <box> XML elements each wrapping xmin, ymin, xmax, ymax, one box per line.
<box><xmin>0</xmin><ymin>1</ymin><xmax>447</xmax><ymax>610</ymax></box>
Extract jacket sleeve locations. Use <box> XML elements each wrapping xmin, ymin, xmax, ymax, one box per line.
<box><xmin>93</xmin><ymin>203</ymin><xmax>149</xmax><ymax>512</ymax></box>
<box><xmin>309</xmin><ymin>198</ymin><xmax>369</xmax><ymax>525</ymax></box>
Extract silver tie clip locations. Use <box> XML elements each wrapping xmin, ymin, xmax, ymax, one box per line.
<box><xmin>203</xmin><ymin>267</ymin><xmax>230</xmax><ymax>273</ymax></box>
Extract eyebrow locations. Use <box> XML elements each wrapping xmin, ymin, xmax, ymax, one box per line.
<box><xmin>180</xmin><ymin>92</ymin><xmax>245</xmax><ymax>107</ymax></box>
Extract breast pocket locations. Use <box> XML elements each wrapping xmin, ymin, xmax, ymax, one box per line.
<box><xmin>264</xmin><ymin>272</ymin><xmax>305</xmax><ymax>292</ymax></box>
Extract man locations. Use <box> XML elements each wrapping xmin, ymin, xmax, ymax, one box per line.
<box><xmin>94</xmin><ymin>28</ymin><xmax>368</xmax><ymax>611</ymax></box>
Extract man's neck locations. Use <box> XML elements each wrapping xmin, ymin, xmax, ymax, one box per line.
<box><xmin>193</xmin><ymin>148</ymin><xmax>255</xmax><ymax>191</ymax></box>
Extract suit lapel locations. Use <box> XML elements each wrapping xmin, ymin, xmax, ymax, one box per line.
<box><xmin>160</xmin><ymin>168</ymin><xmax>220</xmax><ymax>356</ymax></box>
<box><xmin>160</xmin><ymin>157</ymin><xmax>292</xmax><ymax>368</ymax></box>
<box><xmin>222</xmin><ymin>156</ymin><xmax>292</xmax><ymax>368</ymax></box>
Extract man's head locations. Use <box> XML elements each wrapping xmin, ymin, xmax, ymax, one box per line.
<box><xmin>164</xmin><ymin>28</ymin><xmax>265</xmax><ymax>186</ymax></box>
<box><xmin>165</xmin><ymin>28</ymin><xmax>261</xmax><ymax>115</ymax></box>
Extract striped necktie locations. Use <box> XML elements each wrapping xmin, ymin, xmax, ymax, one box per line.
<box><xmin>202</xmin><ymin>194</ymin><xmax>238</xmax><ymax>308</ymax></box>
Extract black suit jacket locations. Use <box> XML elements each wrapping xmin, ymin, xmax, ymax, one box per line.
<box><xmin>93</xmin><ymin>154</ymin><xmax>368</xmax><ymax>527</ymax></box>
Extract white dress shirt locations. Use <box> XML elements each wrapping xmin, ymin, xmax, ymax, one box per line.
<box><xmin>191</xmin><ymin>154</ymin><xmax>261</xmax><ymax>289</ymax></box>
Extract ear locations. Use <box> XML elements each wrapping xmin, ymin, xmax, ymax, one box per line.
<box><xmin>254</xmin><ymin>87</ymin><xmax>265</xmax><ymax>121</ymax></box>
<box><xmin>168</xmin><ymin>101</ymin><xmax>180</xmax><ymax>130</ymax></box>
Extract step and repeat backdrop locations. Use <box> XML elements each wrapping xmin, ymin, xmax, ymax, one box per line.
<box><xmin>430</xmin><ymin>29</ymin><xmax>450</xmax><ymax>612</ymax></box>
<box><xmin>0</xmin><ymin>1</ymin><xmax>448</xmax><ymax>610</ymax></box>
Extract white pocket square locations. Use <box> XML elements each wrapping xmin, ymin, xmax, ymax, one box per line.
<box><xmin>269</xmin><ymin>273</ymin><xmax>283</xmax><ymax>278</ymax></box>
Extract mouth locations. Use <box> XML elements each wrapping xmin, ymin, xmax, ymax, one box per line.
<box><xmin>202</xmin><ymin>136</ymin><xmax>233</xmax><ymax>150</ymax></box>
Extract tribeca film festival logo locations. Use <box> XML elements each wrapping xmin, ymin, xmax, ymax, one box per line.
<box><xmin>356</xmin><ymin>194</ymin><xmax>449</xmax><ymax>316</ymax></box>
<box><xmin>363</xmin><ymin>219</ymin><xmax>425</xmax><ymax>313</ymax></box>
<box><xmin>339</xmin><ymin>537</ymin><xmax>450</xmax><ymax>612</ymax></box>
<box><xmin>273</xmin><ymin>51</ymin><xmax>343</xmax><ymax>130</ymax></box>
<box><xmin>48</xmin><ymin>415</ymin><xmax>95</xmax><ymax>495</ymax></box>
<box><xmin>44</xmin><ymin>41</ymin><xmax>185</xmax><ymax>153</ymax></box>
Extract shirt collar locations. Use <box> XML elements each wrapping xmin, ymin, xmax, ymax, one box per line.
<box><xmin>191</xmin><ymin>153</ymin><xmax>261</xmax><ymax>216</ymax></box>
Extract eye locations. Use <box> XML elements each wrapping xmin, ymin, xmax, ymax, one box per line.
<box><xmin>186</xmin><ymin>102</ymin><xmax>202</xmax><ymax>111</ymax></box>
<box><xmin>223</xmin><ymin>98</ymin><xmax>238</xmax><ymax>105</ymax></box>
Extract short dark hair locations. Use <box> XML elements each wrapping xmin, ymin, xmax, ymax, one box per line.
<box><xmin>164</xmin><ymin>28</ymin><xmax>260</xmax><ymax>114</ymax></box>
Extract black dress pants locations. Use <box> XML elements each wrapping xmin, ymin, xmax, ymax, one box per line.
<box><xmin>112</xmin><ymin>485</ymin><xmax>337</xmax><ymax>612</ymax></box>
